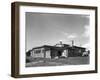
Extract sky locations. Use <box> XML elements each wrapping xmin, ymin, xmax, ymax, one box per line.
<box><xmin>25</xmin><ymin>12</ymin><xmax>90</xmax><ymax>51</ymax></box>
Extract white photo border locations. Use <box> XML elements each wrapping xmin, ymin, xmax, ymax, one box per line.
<box><xmin>19</xmin><ymin>5</ymin><xmax>96</xmax><ymax>75</ymax></box>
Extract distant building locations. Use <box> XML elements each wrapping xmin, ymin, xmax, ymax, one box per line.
<box><xmin>26</xmin><ymin>42</ymin><xmax>87</xmax><ymax>59</ymax></box>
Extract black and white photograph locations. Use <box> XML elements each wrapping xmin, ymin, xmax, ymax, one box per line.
<box><xmin>25</xmin><ymin>13</ymin><xmax>90</xmax><ymax>67</ymax></box>
<box><xmin>11</xmin><ymin>2</ymin><xmax>97</xmax><ymax>78</ymax></box>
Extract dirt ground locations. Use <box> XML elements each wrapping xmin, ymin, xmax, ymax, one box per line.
<box><xmin>26</xmin><ymin>56</ymin><xmax>89</xmax><ymax>67</ymax></box>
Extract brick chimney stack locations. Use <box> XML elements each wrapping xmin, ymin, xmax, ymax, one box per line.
<box><xmin>72</xmin><ymin>40</ymin><xmax>74</xmax><ymax>46</ymax></box>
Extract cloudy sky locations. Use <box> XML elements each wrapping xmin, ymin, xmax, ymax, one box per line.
<box><xmin>25</xmin><ymin>12</ymin><xmax>90</xmax><ymax>51</ymax></box>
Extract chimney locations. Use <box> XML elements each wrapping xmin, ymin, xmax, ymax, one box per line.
<box><xmin>59</xmin><ymin>40</ymin><xmax>63</xmax><ymax>45</ymax></box>
<box><xmin>72</xmin><ymin>40</ymin><xmax>74</xmax><ymax>46</ymax></box>
<box><xmin>60</xmin><ymin>41</ymin><xmax>62</xmax><ymax>45</ymax></box>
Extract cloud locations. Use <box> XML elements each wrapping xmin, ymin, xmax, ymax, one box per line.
<box><xmin>61</xmin><ymin>32</ymin><xmax>68</xmax><ymax>36</ymax></box>
<box><xmin>82</xmin><ymin>25</ymin><xmax>90</xmax><ymax>37</ymax></box>
<box><xmin>59</xmin><ymin>39</ymin><xmax>66</xmax><ymax>42</ymax></box>
<box><xmin>61</xmin><ymin>31</ymin><xmax>77</xmax><ymax>39</ymax></box>
<box><xmin>67</xmin><ymin>34</ymin><xmax>77</xmax><ymax>39</ymax></box>
<box><xmin>82</xmin><ymin>42</ymin><xmax>90</xmax><ymax>50</ymax></box>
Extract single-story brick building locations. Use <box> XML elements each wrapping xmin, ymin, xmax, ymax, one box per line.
<box><xmin>26</xmin><ymin>41</ymin><xmax>88</xmax><ymax>59</ymax></box>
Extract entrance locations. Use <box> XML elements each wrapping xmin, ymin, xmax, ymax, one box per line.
<box><xmin>57</xmin><ymin>51</ymin><xmax>62</xmax><ymax>58</ymax></box>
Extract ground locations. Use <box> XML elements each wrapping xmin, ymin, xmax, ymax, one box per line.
<box><xmin>26</xmin><ymin>56</ymin><xmax>89</xmax><ymax>67</ymax></box>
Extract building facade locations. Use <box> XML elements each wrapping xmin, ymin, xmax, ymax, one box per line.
<box><xmin>26</xmin><ymin>42</ymin><xmax>87</xmax><ymax>59</ymax></box>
